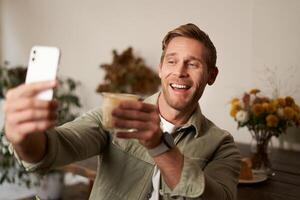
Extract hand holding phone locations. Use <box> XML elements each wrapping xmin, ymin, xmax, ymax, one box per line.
<box><xmin>25</xmin><ymin>46</ymin><xmax>60</xmax><ymax>100</ymax></box>
<box><xmin>3</xmin><ymin>46</ymin><xmax>60</xmax><ymax>161</ymax></box>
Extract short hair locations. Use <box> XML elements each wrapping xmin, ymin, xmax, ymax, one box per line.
<box><xmin>161</xmin><ymin>23</ymin><xmax>217</xmax><ymax>69</ymax></box>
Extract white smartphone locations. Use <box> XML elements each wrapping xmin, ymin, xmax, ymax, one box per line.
<box><xmin>25</xmin><ymin>46</ymin><xmax>60</xmax><ymax>100</ymax></box>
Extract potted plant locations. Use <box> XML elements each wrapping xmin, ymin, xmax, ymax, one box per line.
<box><xmin>229</xmin><ymin>89</ymin><xmax>300</xmax><ymax>173</ymax></box>
<box><xmin>0</xmin><ymin>62</ymin><xmax>82</xmax><ymax>198</ymax></box>
<box><xmin>96</xmin><ymin>47</ymin><xmax>161</xmax><ymax>96</ymax></box>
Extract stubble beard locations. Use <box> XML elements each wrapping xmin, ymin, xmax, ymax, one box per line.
<box><xmin>161</xmin><ymin>84</ymin><xmax>193</xmax><ymax>111</ymax></box>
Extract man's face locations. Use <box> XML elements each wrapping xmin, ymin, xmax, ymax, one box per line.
<box><xmin>159</xmin><ymin>36</ymin><xmax>215</xmax><ymax>111</ymax></box>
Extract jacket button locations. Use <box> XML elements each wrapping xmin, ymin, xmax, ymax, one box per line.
<box><xmin>146</xmin><ymin>193</ymin><xmax>152</xmax><ymax>199</ymax></box>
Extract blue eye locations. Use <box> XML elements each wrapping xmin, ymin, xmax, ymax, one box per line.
<box><xmin>188</xmin><ymin>63</ymin><xmax>196</xmax><ymax>67</ymax></box>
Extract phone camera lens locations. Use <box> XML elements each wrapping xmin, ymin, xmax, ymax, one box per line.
<box><xmin>33</xmin><ymin>50</ymin><xmax>36</xmax><ymax>54</ymax></box>
<box><xmin>32</xmin><ymin>57</ymin><xmax>35</xmax><ymax>62</ymax></box>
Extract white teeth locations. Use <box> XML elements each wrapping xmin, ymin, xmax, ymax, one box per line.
<box><xmin>171</xmin><ymin>83</ymin><xmax>188</xmax><ymax>89</ymax></box>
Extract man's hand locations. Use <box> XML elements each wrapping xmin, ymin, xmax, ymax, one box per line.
<box><xmin>3</xmin><ymin>80</ymin><xmax>58</xmax><ymax>162</ymax></box>
<box><xmin>112</xmin><ymin>100</ymin><xmax>184</xmax><ymax>189</ymax></box>
<box><xmin>112</xmin><ymin>101</ymin><xmax>163</xmax><ymax>149</ymax></box>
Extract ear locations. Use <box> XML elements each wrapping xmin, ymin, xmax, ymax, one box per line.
<box><xmin>207</xmin><ymin>66</ymin><xmax>218</xmax><ymax>85</ymax></box>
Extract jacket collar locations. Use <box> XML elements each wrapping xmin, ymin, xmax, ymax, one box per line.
<box><xmin>144</xmin><ymin>91</ymin><xmax>204</xmax><ymax>138</ymax></box>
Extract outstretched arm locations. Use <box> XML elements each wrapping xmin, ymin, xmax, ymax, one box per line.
<box><xmin>112</xmin><ymin>101</ymin><xmax>241</xmax><ymax>199</ymax></box>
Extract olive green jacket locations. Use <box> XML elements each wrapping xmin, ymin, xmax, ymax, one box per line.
<box><xmin>15</xmin><ymin>92</ymin><xmax>241</xmax><ymax>200</ymax></box>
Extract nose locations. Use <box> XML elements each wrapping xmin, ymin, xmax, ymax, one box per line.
<box><xmin>173</xmin><ymin>61</ymin><xmax>188</xmax><ymax>77</ymax></box>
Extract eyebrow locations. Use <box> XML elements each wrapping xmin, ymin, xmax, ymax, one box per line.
<box><xmin>187</xmin><ymin>56</ymin><xmax>204</xmax><ymax>65</ymax></box>
<box><xmin>165</xmin><ymin>53</ymin><xmax>177</xmax><ymax>58</ymax></box>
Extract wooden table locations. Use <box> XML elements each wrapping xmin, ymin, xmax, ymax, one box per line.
<box><xmin>237</xmin><ymin>143</ymin><xmax>300</xmax><ymax>200</ymax></box>
<box><xmin>64</xmin><ymin>143</ymin><xmax>300</xmax><ymax>200</ymax></box>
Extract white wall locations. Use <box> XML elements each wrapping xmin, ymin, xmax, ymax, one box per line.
<box><xmin>0</xmin><ymin>0</ymin><xmax>4</xmax><ymax>127</ymax></box>
<box><xmin>0</xmin><ymin>0</ymin><xmax>2</xmax><ymax>62</ymax></box>
<box><xmin>1</xmin><ymin>0</ymin><xmax>299</xmax><ymax>146</ymax></box>
<box><xmin>251</xmin><ymin>0</ymin><xmax>300</xmax><ymax>150</ymax></box>
<box><xmin>252</xmin><ymin>0</ymin><xmax>300</xmax><ymax>97</ymax></box>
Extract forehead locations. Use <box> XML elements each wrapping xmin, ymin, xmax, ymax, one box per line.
<box><xmin>165</xmin><ymin>37</ymin><xmax>206</xmax><ymax>59</ymax></box>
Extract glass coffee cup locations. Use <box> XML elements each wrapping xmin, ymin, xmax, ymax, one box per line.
<box><xmin>101</xmin><ymin>92</ymin><xmax>140</xmax><ymax>132</ymax></box>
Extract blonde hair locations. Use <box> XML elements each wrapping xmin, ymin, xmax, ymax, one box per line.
<box><xmin>161</xmin><ymin>23</ymin><xmax>217</xmax><ymax>69</ymax></box>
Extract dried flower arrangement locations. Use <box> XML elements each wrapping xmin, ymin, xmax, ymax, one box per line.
<box><xmin>96</xmin><ymin>47</ymin><xmax>160</xmax><ymax>95</ymax></box>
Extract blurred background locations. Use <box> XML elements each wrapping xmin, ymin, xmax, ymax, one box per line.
<box><xmin>2</xmin><ymin>0</ymin><xmax>299</xmax><ymax>146</ymax></box>
<box><xmin>0</xmin><ymin>0</ymin><xmax>299</xmax><ymax>199</ymax></box>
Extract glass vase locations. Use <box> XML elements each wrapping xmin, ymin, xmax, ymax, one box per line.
<box><xmin>250</xmin><ymin>131</ymin><xmax>273</xmax><ymax>174</ymax></box>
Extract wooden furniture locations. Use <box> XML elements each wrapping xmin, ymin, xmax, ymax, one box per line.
<box><xmin>237</xmin><ymin>143</ymin><xmax>300</xmax><ymax>200</ymax></box>
<box><xmin>64</xmin><ymin>143</ymin><xmax>300</xmax><ymax>200</ymax></box>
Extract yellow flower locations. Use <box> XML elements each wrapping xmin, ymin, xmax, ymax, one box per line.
<box><xmin>231</xmin><ymin>98</ymin><xmax>240</xmax><ymax>108</ymax></box>
<box><xmin>232</xmin><ymin>103</ymin><xmax>241</xmax><ymax>110</ymax></box>
<box><xmin>292</xmin><ymin>104</ymin><xmax>300</xmax><ymax>114</ymax></box>
<box><xmin>271</xmin><ymin>99</ymin><xmax>279</xmax><ymax>109</ymax></box>
<box><xmin>230</xmin><ymin>109</ymin><xmax>238</xmax><ymax>118</ymax></box>
<box><xmin>270</xmin><ymin>103</ymin><xmax>277</xmax><ymax>113</ymax></box>
<box><xmin>252</xmin><ymin>103</ymin><xmax>264</xmax><ymax>116</ymax></box>
<box><xmin>266</xmin><ymin>114</ymin><xmax>279</xmax><ymax>127</ymax></box>
<box><xmin>262</xmin><ymin>102</ymin><xmax>275</xmax><ymax>113</ymax></box>
<box><xmin>285</xmin><ymin>96</ymin><xmax>295</xmax><ymax>106</ymax></box>
<box><xmin>229</xmin><ymin>90</ymin><xmax>300</xmax><ymax>131</ymax></box>
<box><xmin>249</xmin><ymin>88</ymin><xmax>260</xmax><ymax>95</ymax></box>
<box><xmin>277</xmin><ymin>108</ymin><xmax>285</xmax><ymax>119</ymax></box>
<box><xmin>277</xmin><ymin>98</ymin><xmax>286</xmax><ymax>107</ymax></box>
<box><xmin>231</xmin><ymin>98</ymin><xmax>239</xmax><ymax>104</ymax></box>
<box><xmin>230</xmin><ymin>104</ymin><xmax>241</xmax><ymax>118</ymax></box>
<box><xmin>284</xmin><ymin>107</ymin><xmax>296</xmax><ymax>120</ymax></box>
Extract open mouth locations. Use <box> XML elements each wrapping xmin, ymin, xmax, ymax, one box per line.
<box><xmin>170</xmin><ymin>83</ymin><xmax>191</xmax><ymax>91</ymax></box>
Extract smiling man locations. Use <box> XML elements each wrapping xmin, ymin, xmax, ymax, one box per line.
<box><xmin>5</xmin><ymin>23</ymin><xmax>241</xmax><ymax>200</ymax></box>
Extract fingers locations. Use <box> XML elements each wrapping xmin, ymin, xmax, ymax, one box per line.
<box><xmin>6</xmin><ymin>120</ymin><xmax>56</xmax><ymax>144</ymax></box>
<box><xmin>114</xmin><ymin>118</ymin><xmax>151</xmax><ymax>131</ymax></box>
<box><xmin>6</xmin><ymin>109</ymin><xmax>57</xmax><ymax>125</ymax></box>
<box><xmin>6</xmin><ymin>80</ymin><xmax>57</xmax><ymax>100</ymax></box>
<box><xmin>116</xmin><ymin>131</ymin><xmax>148</xmax><ymax>140</ymax></box>
<box><xmin>112</xmin><ymin>101</ymin><xmax>159</xmax><ymax>121</ymax></box>
<box><xmin>112</xmin><ymin>108</ymin><xmax>151</xmax><ymax>121</ymax></box>
<box><xmin>110</xmin><ymin>101</ymin><xmax>162</xmax><ymax>148</ymax></box>
<box><xmin>116</xmin><ymin>130</ymin><xmax>163</xmax><ymax>149</ymax></box>
<box><xmin>113</xmin><ymin>114</ymin><xmax>162</xmax><ymax>143</ymax></box>
<box><xmin>119</xmin><ymin>101</ymin><xmax>157</xmax><ymax>112</ymax></box>
<box><xmin>112</xmin><ymin>101</ymin><xmax>160</xmax><ymax>132</ymax></box>
<box><xmin>3</xmin><ymin>81</ymin><xmax>58</xmax><ymax>146</ymax></box>
<box><xmin>4</xmin><ymin>98</ymin><xmax>58</xmax><ymax>113</ymax></box>
<box><xmin>18</xmin><ymin>120</ymin><xmax>56</xmax><ymax>135</ymax></box>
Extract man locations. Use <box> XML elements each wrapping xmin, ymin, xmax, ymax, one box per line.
<box><xmin>4</xmin><ymin>23</ymin><xmax>241</xmax><ymax>199</ymax></box>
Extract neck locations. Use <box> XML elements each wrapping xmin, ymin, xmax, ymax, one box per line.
<box><xmin>158</xmin><ymin>93</ymin><xmax>197</xmax><ymax>126</ymax></box>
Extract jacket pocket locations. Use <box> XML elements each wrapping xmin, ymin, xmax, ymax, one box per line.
<box><xmin>112</xmin><ymin>134</ymin><xmax>154</xmax><ymax>165</ymax></box>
